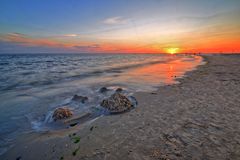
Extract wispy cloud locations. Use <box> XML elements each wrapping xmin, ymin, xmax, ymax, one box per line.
<box><xmin>1</xmin><ymin>32</ymin><xmax>66</xmax><ymax>47</ymax></box>
<box><xmin>6</xmin><ymin>32</ymin><xmax>26</xmax><ymax>37</ymax></box>
<box><xmin>103</xmin><ymin>16</ymin><xmax>129</xmax><ymax>25</ymax></box>
<box><xmin>0</xmin><ymin>32</ymin><xmax>105</xmax><ymax>53</ymax></box>
<box><xmin>63</xmin><ymin>34</ymin><xmax>78</xmax><ymax>37</ymax></box>
<box><xmin>74</xmin><ymin>44</ymin><xmax>101</xmax><ymax>51</ymax></box>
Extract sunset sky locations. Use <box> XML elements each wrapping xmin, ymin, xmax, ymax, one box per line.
<box><xmin>0</xmin><ymin>0</ymin><xmax>240</xmax><ymax>54</ymax></box>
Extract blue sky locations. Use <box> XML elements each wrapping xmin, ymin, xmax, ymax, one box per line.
<box><xmin>0</xmin><ymin>0</ymin><xmax>240</xmax><ymax>53</ymax></box>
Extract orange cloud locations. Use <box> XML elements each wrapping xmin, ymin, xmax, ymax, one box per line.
<box><xmin>1</xmin><ymin>33</ymin><xmax>68</xmax><ymax>48</ymax></box>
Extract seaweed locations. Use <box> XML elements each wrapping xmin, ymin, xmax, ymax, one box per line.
<box><xmin>72</xmin><ymin>136</ymin><xmax>81</xmax><ymax>143</ymax></box>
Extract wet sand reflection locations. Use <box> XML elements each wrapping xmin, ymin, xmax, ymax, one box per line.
<box><xmin>123</xmin><ymin>55</ymin><xmax>203</xmax><ymax>85</ymax></box>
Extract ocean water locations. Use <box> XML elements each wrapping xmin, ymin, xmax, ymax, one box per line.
<box><xmin>0</xmin><ymin>54</ymin><xmax>203</xmax><ymax>155</ymax></box>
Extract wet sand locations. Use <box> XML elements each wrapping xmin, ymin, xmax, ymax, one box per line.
<box><xmin>2</xmin><ymin>54</ymin><xmax>240</xmax><ymax>160</ymax></box>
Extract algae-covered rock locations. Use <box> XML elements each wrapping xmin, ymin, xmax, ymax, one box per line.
<box><xmin>101</xmin><ymin>93</ymin><xmax>133</xmax><ymax>113</ymax></box>
<box><xmin>52</xmin><ymin>107</ymin><xmax>73</xmax><ymax>121</ymax></box>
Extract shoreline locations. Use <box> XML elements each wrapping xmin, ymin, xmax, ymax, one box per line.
<box><xmin>0</xmin><ymin>54</ymin><xmax>202</xmax><ymax>157</ymax></box>
<box><xmin>2</xmin><ymin>54</ymin><xmax>240</xmax><ymax>160</ymax></box>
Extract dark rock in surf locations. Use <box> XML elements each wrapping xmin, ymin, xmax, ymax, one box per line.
<box><xmin>116</xmin><ymin>88</ymin><xmax>123</xmax><ymax>92</ymax></box>
<box><xmin>101</xmin><ymin>93</ymin><xmax>134</xmax><ymax>113</ymax></box>
<box><xmin>52</xmin><ymin>107</ymin><xmax>73</xmax><ymax>121</ymax></box>
<box><xmin>72</xmin><ymin>95</ymin><xmax>88</xmax><ymax>103</ymax></box>
<box><xmin>69</xmin><ymin>122</ymin><xmax>78</xmax><ymax>127</ymax></box>
<box><xmin>99</xmin><ymin>87</ymin><xmax>109</xmax><ymax>93</ymax></box>
<box><xmin>16</xmin><ymin>156</ymin><xmax>22</xmax><ymax>160</ymax></box>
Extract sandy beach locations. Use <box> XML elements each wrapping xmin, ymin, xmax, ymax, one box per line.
<box><xmin>2</xmin><ymin>54</ymin><xmax>240</xmax><ymax>160</ymax></box>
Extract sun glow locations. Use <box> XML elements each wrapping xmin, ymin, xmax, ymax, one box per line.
<box><xmin>166</xmin><ymin>48</ymin><xmax>179</xmax><ymax>54</ymax></box>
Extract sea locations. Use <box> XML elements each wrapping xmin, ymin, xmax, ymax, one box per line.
<box><xmin>0</xmin><ymin>53</ymin><xmax>203</xmax><ymax>155</ymax></box>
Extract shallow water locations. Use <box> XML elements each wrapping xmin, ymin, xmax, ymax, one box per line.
<box><xmin>0</xmin><ymin>53</ymin><xmax>203</xmax><ymax>155</ymax></box>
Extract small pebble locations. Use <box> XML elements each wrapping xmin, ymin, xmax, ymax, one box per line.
<box><xmin>16</xmin><ymin>156</ymin><xmax>22</xmax><ymax>160</ymax></box>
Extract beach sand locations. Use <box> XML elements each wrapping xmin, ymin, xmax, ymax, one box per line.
<box><xmin>2</xmin><ymin>54</ymin><xmax>240</xmax><ymax>160</ymax></box>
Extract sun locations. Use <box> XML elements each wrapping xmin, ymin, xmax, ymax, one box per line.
<box><xmin>166</xmin><ymin>48</ymin><xmax>179</xmax><ymax>54</ymax></box>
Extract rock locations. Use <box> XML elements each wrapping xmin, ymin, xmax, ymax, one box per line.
<box><xmin>99</xmin><ymin>87</ymin><xmax>109</xmax><ymax>93</ymax></box>
<box><xmin>101</xmin><ymin>93</ymin><xmax>134</xmax><ymax>113</ymax></box>
<box><xmin>72</xmin><ymin>95</ymin><xmax>88</xmax><ymax>103</ymax></box>
<box><xmin>16</xmin><ymin>156</ymin><xmax>22</xmax><ymax>160</ymax></box>
<box><xmin>90</xmin><ymin>126</ymin><xmax>94</xmax><ymax>131</ymax></box>
<box><xmin>116</xmin><ymin>88</ymin><xmax>123</xmax><ymax>92</ymax></box>
<box><xmin>52</xmin><ymin>107</ymin><xmax>73</xmax><ymax>121</ymax></box>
